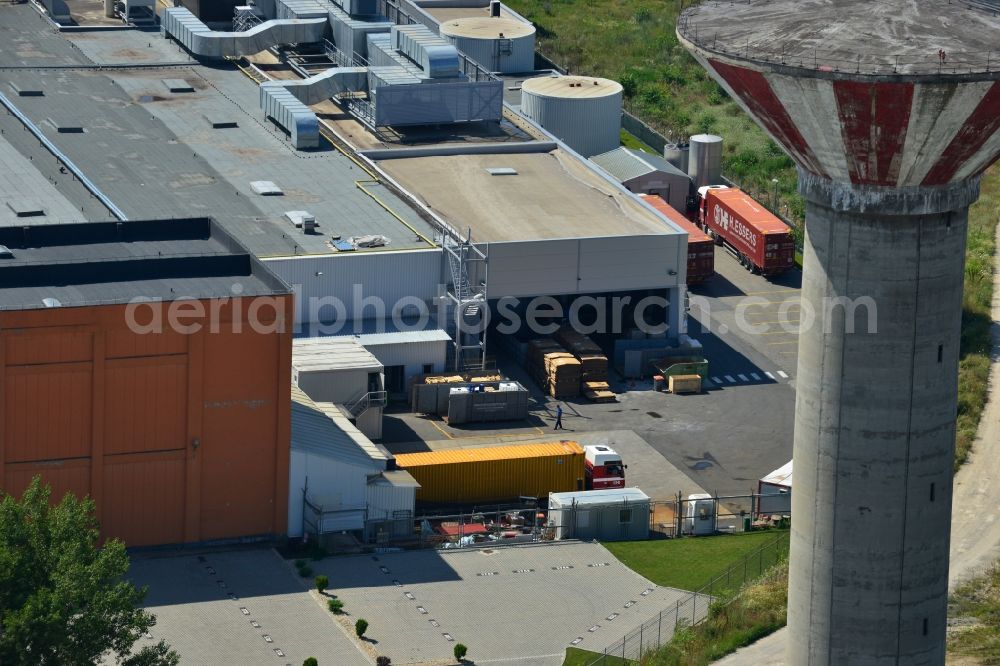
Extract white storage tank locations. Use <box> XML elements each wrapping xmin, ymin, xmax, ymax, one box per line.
<box><xmin>439</xmin><ymin>16</ymin><xmax>536</xmax><ymax>74</ymax></box>
<box><xmin>688</xmin><ymin>134</ymin><xmax>723</xmax><ymax>189</ymax></box>
<box><xmin>521</xmin><ymin>75</ymin><xmax>623</xmax><ymax>158</ymax></box>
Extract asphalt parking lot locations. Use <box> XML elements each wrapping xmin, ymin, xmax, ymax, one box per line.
<box><xmin>315</xmin><ymin>541</ymin><xmax>705</xmax><ymax>665</ymax></box>
<box><xmin>126</xmin><ymin>549</ymin><xmax>368</xmax><ymax>666</ymax></box>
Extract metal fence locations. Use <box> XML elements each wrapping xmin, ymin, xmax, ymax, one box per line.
<box><xmin>677</xmin><ymin>4</ymin><xmax>997</xmax><ymax>76</ymax></box>
<box><xmin>357</xmin><ymin>493</ymin><xmax>788</xmax><ymax>550</ymax></box>
<box><xmin>584</xmin><ymin>529</ymin><xmax>791</xmax><ymax>665</ymax></box>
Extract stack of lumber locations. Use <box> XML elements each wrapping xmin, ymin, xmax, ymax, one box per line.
<box><xmin>583</xmin><ymin>381</ymin><xmax>617</xmax><ymax>403</ymax></box>
<box><xmin>528</xmin><ymin>339</ymin><xmax>581</xmax><ymax>398</ymax></box>
<box><xmin>544</xmin><ymin>353</ymin><xmax>582</xmax><ymax>398</ymax></box>
<box><xmin>425</xmin><ymin>375</ymin><xmax>465</xmax><ymax>385</ymax></box>
<box><xmin>554</xmin><ymin>325</ymin><xmax>609</xmax><ymax>383</ymax></box>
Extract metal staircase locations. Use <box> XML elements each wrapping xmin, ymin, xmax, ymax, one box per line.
<box><xmin>346</xmin><ymin>390</ymin><xmax>388</xmax><ymax>419</ymax></box>
<box><xmin>443</xmin><ymin>228</ymin><xmax>488</xmax><ymax>372</ymax></box>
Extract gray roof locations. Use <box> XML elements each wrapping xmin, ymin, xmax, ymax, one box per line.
<box><xmin>548</xmin><ymin>487</ymin><xmax>650</xmax><ymax>506</ymax></box>
<box><xmin>293</xmin><ymin>336</ymin><xmax>384</xmax><ymax>373</ymax></box>
<box><xmin>591</xmin><ymin>147</ymin><xmax>690</xmax><ymax>183</ymax></box>
<box><xmin>290</xmin><ymin>384</ymin><xmax>389</xmax><ymax>470</ymax></box>
<box><xmin>0</xmin><ymin>218</ymin><xmax>289</xmax><ymax>310</ymax></box>
<box><xmin>0</xmin><ymin>9</ymin><xmax>438</xmax><ymax>259</ymax></box>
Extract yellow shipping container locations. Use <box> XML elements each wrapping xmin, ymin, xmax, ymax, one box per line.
<box><xmin>395</xmin><ymin>441</ymin><xmax>585</xmax><ymax>504</ymax></box>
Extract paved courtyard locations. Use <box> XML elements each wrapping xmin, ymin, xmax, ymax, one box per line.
<box><xmin>128</xmin><ymin>549</ymin><xmax>368</xmax><ymax>666</ymax></box>
<box><xmin>315</xmin><ymin>541</ymin><xmax>699</xmax><ymax>665</ymax></box>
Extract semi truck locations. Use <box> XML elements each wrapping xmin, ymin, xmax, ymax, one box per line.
<box><xmin>584</xmin><ymin>444</ymin><xmax>626</xmax><ymax>490</ymax></box>
<box><xmin>639</xmin><ymin>194</ymin><xmax>715</xmax><ymax>283</ymax></box>
<box><xmin>697</xmin><ymin>185</ymin><xmax>795</xmax><ymax>276</ymax></box>
<box><xmin>395</xmin><ymin>441</ymin><xmax>628</xmax><ymax>504</ymax></box>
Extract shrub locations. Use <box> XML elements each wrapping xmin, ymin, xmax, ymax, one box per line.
<box><xmin>315</xmin><ymin>575</ymin><xmax>328</xmax><ymax>594</ymax></box>
<box><xmin>327</xmin><ymin>598</ymin><xmax>344</xmax><ymax>614</ymax></box>
<box><xmin>355</xmin><ymin>618</ymin><xmax>368</xmax><ymax>638</ymax></box>
<box><xmin>376</xmin><ymin>657</ymin><xmax>391</xmax><ymax>666</ymax></box>
<box><xmin>454</xmin><ymin>643</ymin><xmax>468</xmax><ymax>661</ymax></box>
<box><xmin>303</xmin><ymin>658</ymin><xmax>318</xmax><ymax>666</ymax></box>
<box><xmin>299</xmin><ymin>565</ymin><xmax>313</xmax><ymax>578</ymax></box>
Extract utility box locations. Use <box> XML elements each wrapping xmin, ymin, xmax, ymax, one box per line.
<box><xmin>683</xmin><ymin>493</ymin><xmax>716</xmax><ymax>536</ymax></box>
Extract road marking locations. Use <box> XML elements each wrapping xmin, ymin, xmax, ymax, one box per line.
<box><xmin>750</xmin><ymin>373</ymin><xmax>761</xmax><ymax>380</ymax></box>
<box><xmin>765</xmin><ymin>372</ymin><xmax>775</xmax><ymax>380</ymax></box>
<box><xmin>711</xmin><ymin>376</ymin><xmax>722</xmax><ymax>384</ymax></box>
<box><xmin>724</xmin><ymin>375</ymin><xmax>736</xmax><ymax>383</ymax></box>
<box><xmin>746</xmin><ymin>319</ymin><xmax>800</xmax><ymax>325</ymax></box>
<box><xmin>768</xmin><ymin>340</ymin><xmax>798</xmax><ymax>346</ymax></box>
<box><xmin>737</xmin><ymin>374</ymin><xmax>749</xmax><ymax>382</ymax></box>
<box><xmin>777</xmin><ymin>370</ymin><xmax>789</xmax><ymax>378</ymax></box>
<box><xmin>743</xmin><ymin>288</ymin><xmax>801</xmax><ymax>296</ymax></box>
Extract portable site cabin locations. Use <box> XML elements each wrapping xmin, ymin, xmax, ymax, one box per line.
<box><xmin>547</xmin><ymin>487</ymin><xmax>650</xmax><ymax>541</ymax></box>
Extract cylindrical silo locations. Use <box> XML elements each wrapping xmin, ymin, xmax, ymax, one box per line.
<box><xmin>663</xmin><ymin>141</ymin><xmax>689</xmax><ymax>174</ymax></box>
<box><xmin>520</xmin><ymin>75</ymin><xmax>623</xmax><ymax>158</ymax></box>
<box><xmin>439</xmin><ymin>17</ymin><xmax>535</xmax><ymax>74</ymax></box>
<box><xmin>687</xmin><ymin>134</ymin><xmax>722</xmax><ymax>188</ymax></box>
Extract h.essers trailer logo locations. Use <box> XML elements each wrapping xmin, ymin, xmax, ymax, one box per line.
<box><xmin>714</xmin><ymin>204</ymin><xmax>757</xmax><ymax>248</ymax></box>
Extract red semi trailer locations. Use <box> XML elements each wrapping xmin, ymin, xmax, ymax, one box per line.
<box><xmin>698</xmin><ymin>186</ymin><xmax>795</xmax><ymax>275</ymax></box>
<box><xmin>639</xmin><ymin>194</ymin><xmax>715</xmax><ymax>284</ymax></box>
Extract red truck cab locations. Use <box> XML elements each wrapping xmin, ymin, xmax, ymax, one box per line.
<box><xmin>584</xmin><ymin>444</ymin><xmax>625</xmax><ymax>490</ymax></box>
<box><xmin>698</xmin><ymin>186</ymin><xmax>795</xmax><ymax>276</ymax></box>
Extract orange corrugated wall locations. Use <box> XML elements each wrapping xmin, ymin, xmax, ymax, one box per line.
<box><xmin>0</xmin><ymin>295</ymin><xmax>292</xmax><ymax>548</ymax></box>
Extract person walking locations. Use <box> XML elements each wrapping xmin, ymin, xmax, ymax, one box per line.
<box><xmin>554</xmin><ymin>404</ymin><xmax>564</xmax><ymax>430</ymax></box>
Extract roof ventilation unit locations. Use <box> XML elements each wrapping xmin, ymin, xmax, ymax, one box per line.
<box><xmin>9</xmin><ymin>83</ymin><xmax>43</xmax><ymax>97</ymax></box>
<box><xmin>251</xmin><ymin>181</ymin><xmax>284</xmax><ymax>195</ymax></box>
<box><xmin>284</xmin><ymin>210</ymin><xmax>317</xmax><ymax>233</ymax></box>
<box><xmin>0</xmin><ymin>245</ymin><xmax>13</xmax><ymax>259</ymax></box>
<box><xmin>42</xmin><ymin>298</ymin><xmax>62</xmax><ymax>308</ymax></box>
<box><xmin>6</xmin><ymin>200</ymin><xmax>45</xmax><ymax>217</ymax></box>
<box><xmin>162</xmin><ymin>78</ymin><xmax>195</xmax><ymax>94</ymax></box>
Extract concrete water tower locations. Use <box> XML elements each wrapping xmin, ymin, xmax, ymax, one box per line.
<box><xmin>679</xmin><ymin>2</ymin><xmax>1000</xmax><ymax>663</ymax></box>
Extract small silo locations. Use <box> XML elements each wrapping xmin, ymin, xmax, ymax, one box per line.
<box><xmin>663</xmin><ymin>141</ymin><xmax>690</xmax><ymax>174</ymax></box>
<box><xmin>687</xmin><ymin>134</ymin><xmax>723</xmax><ymax>188</ymax></box>
<box><xmin>439</xmin><ymin>16</ymin><xmax>535</xmax><ymax>74</ymax></box>
<box><xmin>521</xmin><ymin>75</ymin><xmax>623</xmax><ymax>158</ymax></box>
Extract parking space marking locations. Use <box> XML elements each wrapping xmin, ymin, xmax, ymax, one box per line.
<box><xmin>777</xmin><ymin>370</ymin><xmax>789</xmax><ymax>378</ymax></box>
<box><xmin>273</xmin><ymin>649</ymin><xmax>285</xmax><ymax>658</ymax></box>
<box><xmin>750</xmin><ymin>373</ymin><xmax>761</xmax><ymax>381</ymax></box>
<box><xmin>606</xmin><ymin>613</ymin><xmax>619</xmax><ymax>621</ymax></box>
<box><xmin>417</xmin><ymin>606</ymin><xmax>428</xmax><ymax>614</ymax></box>
<box><xmin>588</xmin><ymin>625</ymin><xmax>600</xmax><ymax>633</ymax></box>
<box><xmin>724</xmin><ymin>375</ymin><xmax>736</xmax><ymax>383</ymax></box>
<box><xmin>768</xmin><ymin>340</ymin><xmax>798</xmax><ymax>346</ymax></box>
<box><xmin>570</xmin><ymin>637</ymin><xmax>583</xmax><ymax>645</ymax></box>
<box><xmin>624</xmin><ymin>600</ymin><xmax>636</xmax><ymax>608</ymax></box>
<box><xmin>477</xmin><ymin>571</ymin><xmax>500</xmax><ymax>576</ymax></box>
<box><xmin>711</xmin><ymin>376</ymin><xmax>722</xmax><ymax>384</ymax></box>
<box><xmin>404</xmin><ymin>592</ymin><xmax>415</xmax><ymax>600</ymax></box>
<box><xmin>743</xmin><ymin>288</ymin><xmax>800</xmax><ymax>296</ymax></box>
<box><xmin>587</xmin><ymin>563</ymin><xmax>610</xmax><ymax>568</ymax></box>
<box><xmin>765</xmin><ymin>371</ymin><xmax>775</xmax><ymax>379</ymax></box>
<box><xmin>642</xmin><ymin>588</ymin><xmax>655</xmax><ymax>596</ymax></box>
<box><xmin>442</xmin><ymin>633</ymin><xmax>454</xmax><ymax>642</ymax></box>
<box><xmin>262</xmin><ymin>634</ymin><xmax>272</xmax><ymax>643</ymax></box>
<box><xmin>737</xmin><ymin>374</ymin><xmax>749</xmax><ymax>382</ymax></box>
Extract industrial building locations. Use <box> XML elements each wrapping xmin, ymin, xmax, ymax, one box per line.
<box><xmin>0</xmin><ymin>218</ymin><xmax>293</xmax><ymax>547</ymax></box>
<box><xmin>680</xmin><ymin>0</ymin><xmax>1000</xmax><ymax>662</ymax></box>
<box><xmin>0</xmin><ymin>0</ymin><xmax>697</xmax><ymax>547</ymax></box>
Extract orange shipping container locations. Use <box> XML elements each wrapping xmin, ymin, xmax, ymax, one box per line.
<box><xmin>395</xmin><ymin>441</ymin><xmax>585</xmax><ymax>504</ymax></box>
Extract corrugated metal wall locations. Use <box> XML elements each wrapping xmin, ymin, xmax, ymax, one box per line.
<box><xmin>0</xmin><ymin>296</ymin><xmax>293</xmax><ymax>548</ymax></box>
<box><xmin>364</xmin><ymin>340</ymin><xmax>447</xmax><ymax>386</ymax></box>
<box><xmin>365</xmin><ymin>481</ymin><xmax>415</xmax><ymax>521</ymax></box>
<box><xmin>288</xmin><ymin>448</ymin><xmax>379</xmax><ymax>538</ymax></box>
<box><xmin>484</xmin><ymin>235</ymin><xmax>684</xmax><ymax>299</ymax></box>
<box><xmin>265</xmin><ymin>250</ymin><xmax>443</xmax><ymax>328</ymax></box>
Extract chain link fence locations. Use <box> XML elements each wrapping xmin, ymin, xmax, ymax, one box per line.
<box><xmin>584</xmin><ymin>529</ymin><xmax>791</xmax><ymax>665</ymax></box>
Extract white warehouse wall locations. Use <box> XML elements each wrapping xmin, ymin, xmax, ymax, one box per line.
<box><xmin>288</xmin><ymin>449</ymin><xmax>378</xmax><ymax>538</ymax></box>
<box><xmin>265</xmin><ymin>249</ymin><xmax>443</xmax><ymax>328</ymax></box>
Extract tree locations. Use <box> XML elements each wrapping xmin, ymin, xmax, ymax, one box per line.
<box><xmin>355</xmin><ymin>618</ymin><xmax>368</xmax><ymax>638</ymax></box>
<box><xmin>303</xmin><ymin>658</ymin><xmax>318</xmax><ymax>666</ymax></box>
<box><xmin>454</xmin><ymin>643</ymin><xmax>468</xmax><ymax>661</ymax></box>
<box><xmin>0</xmin><ymin>477</ymin><xmax>178</xmax><ymax>666</ymax></box>
<box><xmin>314</xmin><ymin>575</ymin><xmax>328</xmax><ymax>594</ymax></box>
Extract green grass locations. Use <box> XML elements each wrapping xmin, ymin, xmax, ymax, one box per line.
<box><xmin>603</xmin><ymin>531</ymin><xmax>789</xmax><ymax>593</ymax></box>
<box><xmin>620</xmin><ymin>128</ymin><xmax>657</xmax><ymax>154</ymax></box>
<box><xmin>563</xmin><ymin>647</ymin><xmax>634</xmax><ymax>666</ymax></box>
<box><xmin>955</xmin><ymin>166</ymin><xmax>1000</xmax><ymax>471</ymax></box>
<box><xmin>646</xmin><ymin>562</ymin><xmax>789</xmax><ymax>666</ymax></box>
<box><xmin>949</xmin><ymin>563</ymin><xmax>1000</xmax><ymax>660</ymax></box>
<box><xmin>507</xmin><ymin>0</ymin><xmax>804</xmax><ymax>222</ymax></box>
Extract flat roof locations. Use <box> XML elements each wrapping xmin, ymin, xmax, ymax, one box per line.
<box><xmin>293</xmin><ymin>337</ymin><xmax>384</xmax><ymax>373</ymax></box>
<box><xmin>0</xmin><ymin>130</ymin><xmax>92</xmax><ymax>226</ymax></box>
<box><xmin>376</xmin><ymin>149</ymin><xmax>678</xmax><ymax>242</ymax></box>
<box><xmin>679</xmin><ymin>0</ymin><xmax>1000</xmax><ymax>75</ymax></box>
<box><xmin>0</xmin><ymin>218</ymin><xmax>289</xmax><ymax>310</ymax></box>
<box><xmin>521</xmin><ymin>75</ymin><xmax>623</xmax><ymax>100</ymax></box>
<box><xmin>439</xmin><ymin>16</ymin><xmax>535</xmax><ymax>39</ymax></box>
<box><xmin>0</xmin><ymin>9</ymin><xmax>438</xmax><ymax>258</ymax></box>
<box><xmin>548</xmin><ymin>487</ymin><xmax>650</xmax><ymax>505</ymax></box>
